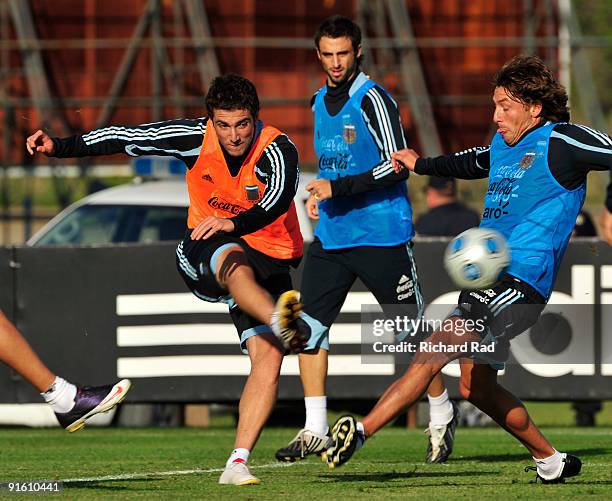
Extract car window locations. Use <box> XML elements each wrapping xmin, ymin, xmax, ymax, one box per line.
<box><xmin>33</xmin><ymin>205</ymin><xmax>187</xmax><ymax>246</ymax></box>
<box><xmin>35</xmin><ymin>206</ymin><xmax>123</xmax><ymax>246</ymax></box>
<box><xmin>139</xmin><ymin>207</ymin><xmax>187</xmax><ymax>243</ymax></box>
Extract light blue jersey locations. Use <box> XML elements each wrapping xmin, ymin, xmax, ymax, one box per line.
<box><xmin>313</xmin><ymin>73</ymin><xmax>413</xmax><ymax>249</ymax></box>
<box><xmin>482</xmin><ymin>123</ymin><xmax>586</xmax><ymax>298</ymax></box>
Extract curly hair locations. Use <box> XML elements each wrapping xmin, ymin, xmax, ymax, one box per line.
<box><xmin>205</xmin><ymin>74</ymin><xmax>260</xmax><ymax>119</ymax></box>
<box><xmin>493</xmin><ymin>55</ymin><xmax>570</xmax><ymax>122</ymax></box>
<box><xmin>314</xmin><ymin>15</ymin><xmax>362</xmax><ymax>64</ymax></box>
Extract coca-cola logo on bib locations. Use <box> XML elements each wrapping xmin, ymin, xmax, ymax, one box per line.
<box><xmin>208</xmin><ymin>196</ymin><xmax>247</xmax><ymax>215</ymax></box>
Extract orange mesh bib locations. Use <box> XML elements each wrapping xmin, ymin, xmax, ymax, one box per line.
<box><xmin>186</xmin><ymin>123</ymin><xmax>303</xmax><ymax>260</ymax></box>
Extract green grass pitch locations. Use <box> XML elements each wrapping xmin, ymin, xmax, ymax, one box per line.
<box><xmin>1</xmin><ymin>421</ymin><xmax>610</xmax><ymax>499</ymax></box>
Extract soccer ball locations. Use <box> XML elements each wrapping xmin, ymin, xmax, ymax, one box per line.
<box><xmin>444</xmin><ymin>228</ymin><xmax>511</xmax><ymax>290</ymax></box>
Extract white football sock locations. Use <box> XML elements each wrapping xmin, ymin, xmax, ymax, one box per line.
<box><xmin>41</xmin><ymin>376</ymin><xmax>77</xmax><ymax>414</ymax></box>
<box><xmin>227</xmin><ymin>448</ymin><xmax>250</xmax><ymax>467</ymax></box>
<box><xmin>534</xmin><ymin>450</ymin><xmax>564</xmax><ymax>480</ymax></box>
<box><xmin>427</xmin><ymin>389</ymin><xmax>454</xmax><ymax>427</ymax></box>
<box><xmin>355</xmin><ymin>421</ymin><xmax>366</xmax><ymax>451</ymax></box>
<box><xmin>269</xmin><ymin>311</ymin><xmax>282</xmax><ymax>337</ymax></box>
<box><xmin>304</xmin><ymin>396</ymin><xmax>328</xmax><ymax>435</ymax></box>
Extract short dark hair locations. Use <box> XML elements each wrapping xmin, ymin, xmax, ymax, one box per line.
<box><xmin>205</xmin><ymin>74</ymin><xmax>260</xmax><ymax>119</ymax></box>
<box><xmin>314</xmin><ymin>15</ymin><xmax>362</xmax><ymax>62</ymax></box>
<box><xmin>493</xmin><ymin>55</ymin><xmax>570</xmax><ymax>122</ymax></box>
<box><xmin>427</xmin><ymin>176</ymin><xmax>456</xmax><ymax>195</ymax></box>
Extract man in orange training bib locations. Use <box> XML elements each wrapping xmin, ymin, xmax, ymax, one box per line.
<box><xmin>27</xmin><ymin>74</ymin><xmax>309</xmax><ymax>486</ymax></box>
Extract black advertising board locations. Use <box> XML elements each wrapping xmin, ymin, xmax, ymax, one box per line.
<box><xmin>0</xmin><ymin>247</ymin><xmax>15</xmax><ymax>402</ymax></box>
<box><xmin>0</xmin><ymin>240</ymin><xmax>610</xmax><ymax>403</ymax></box>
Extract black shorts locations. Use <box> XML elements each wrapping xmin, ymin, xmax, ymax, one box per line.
<box><xmin>300</xmin><ymin>238</ymin><xmax>423</xmax><ymax>350</ymax></box>
<box><xmin>452</xmin><ymin>274</ymin><xmax>546</xmax><ymax>364</ymax></box>
<box><xmin>176</xmin><ymin>232</ymin><xmax>298</xmax><ymax>352</ymax></box>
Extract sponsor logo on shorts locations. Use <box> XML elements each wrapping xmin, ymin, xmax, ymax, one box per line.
<box><xmin>482</xmin><ymin>205</ymin><xmax>509</xmax><ymax>220</ymax></box>
<box><xmin>396</xmin><ymin>282</ymin><xmax>413</xmax><ymax>294</ymax></box>
<box><xmin>396</xmin><ymin>275</ymin><xmax>414</xmax><ymax>300</ymax></box>
<box><xmin>469</xmin><ymin>291</ymin><xmax>490</xmax><ymax>303</ymax></box>
<box><xmin>208</xmin><ymin>197</ymin><xmax>247</xmax><ymax>215</ymax></box>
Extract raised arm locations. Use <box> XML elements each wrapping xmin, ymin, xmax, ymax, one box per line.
<box><xmin>311</xmin><ymin>144</ymin><xmax>490</xmax><ymax>202</ymax></box>
<box><xmin>411</xmin><ymin>147</ymin><xmax>491</xmax><ymax>179</ymax></box>
<box><xmin>27</xmin><ymin>118</ymin><xmax>207</xmax><ymax>168</ymax></box>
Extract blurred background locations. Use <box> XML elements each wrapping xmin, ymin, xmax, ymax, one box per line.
<box><xmin>0</xmin><ymin>0</ymin><xmax>610</xmax><ymax>243</ymax></box>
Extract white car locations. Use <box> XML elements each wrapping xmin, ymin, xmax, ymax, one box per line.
<box><xmin>28</xmin><ymin>174</ymin><xmax>315</xmax><ymax>246</ymax></box>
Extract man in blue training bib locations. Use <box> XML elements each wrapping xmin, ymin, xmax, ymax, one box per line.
<box><xmin>275</xmin><ymin>16</ymin><xmax>458</xmax><ymax>465</ymax></box>
<box><xmin>323</xmin><ymin>55</ymin><xmax>610</xmax><ymax>484</ymax></box>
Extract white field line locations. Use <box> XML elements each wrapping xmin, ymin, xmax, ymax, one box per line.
<box><xmin>63</xmin><ymin>461</ymin><xmax>296</xmax><ymax>484</ymax></box>
<box><xmin>47</xmin><ymin>459</ymin><xmax>612</xmax><ymax>485</ymax></box>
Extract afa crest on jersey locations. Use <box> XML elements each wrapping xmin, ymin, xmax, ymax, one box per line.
<box><xmin>519</xmin><ymin>152</ymin><xmax>535</xmax><ymax>169</ymax></box>
<box><xmin>343</xmin><ymin>124</ymin><xmax>356</xmax><ymax>144</ymax></box>
<box><xmin>245</xmin><ymin>185</ymin><xmax>261</xmax><ymax>201</ymax></box>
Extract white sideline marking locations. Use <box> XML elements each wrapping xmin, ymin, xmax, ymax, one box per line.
<box><xmin>63</xmin><ymin>461</ymin><xmax>295</xmax><ymax>484</ymax></box>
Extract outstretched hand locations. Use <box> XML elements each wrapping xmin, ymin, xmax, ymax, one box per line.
<box><xmin>391</xmin><ymin>148</ymin><xmax>420</xmax><ymax>173</ymax></box>
<box><xmin>26</xmin><ymin>130</ymin><xmax>55</xmax><ymax>156</ymax></box>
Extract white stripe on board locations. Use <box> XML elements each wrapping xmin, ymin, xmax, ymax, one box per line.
<box><xmin>117</xmin><ymin>291</ymin><xmax>379</xmax><ymax>316</ymax></box>
<box><xmin>117</xmin><ymin>324</ymin><xmax>236</xmax><ymax>346</ymax></box>
<box><xmin>117</xmin><ymin>354</ymin><xmax>395</xmax><ymax>378</ymax></box>
<box><xmin>335</xmin><ymin>291</ymin><xmax>378</xmax><ymax>312</ymax></box>
<box><xmin>117</xmin><ymin>323</ymin><xmax>366</xmax><ymax>346</ymax></box>
<box><xmin>117</xmin><ymin>293</ymin><xmax>228</xmax><ymax>315</ymax></box>
<box><xmin>601</xmin><ymin>265</ymin><xmax>612</xmax><ymax>288</ymax></box>
<box><xmin>328</xmin><ymin>323</ymin><xmax>370</xmax><ymax>344</ymax></box>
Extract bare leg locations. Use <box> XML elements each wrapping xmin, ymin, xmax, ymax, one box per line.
<box><xmin>298</xmin><ymin>348</ymin><xmax>328</xmax><ymax>397</ymax></box>
<box><xmin>0</xmin><ymin>311</ymin><xmax>54</xmax><ymax>392</ymax></box>
<box><xmin>363</xmin><ymin>322</ymin><xmax>476</xmax><ymax>436</ymax></box>
<box><xmin>360</xmin><ymin>318</ymin><xmax>556</xmax><ymax>459</ymax></box>
<box><xmin>215</xmin><ymin>246</ymin><xmax>276</xmax><ymax>325</ymax></box>
<box><xmin>364</xmin><ymin>360</ymin><xmax>445</xmax><ymax>436</ymax></box>
<box><xmin>459</xmin><ymin>359</ymin><xmax>555</xmax><ymax>458</ymax></box>
<box><xmin>234</xmin><ymin>332</ymin><xmax>284</xmax><ymax>450</ymax></box>
<box><xmin>298</xmin><ymin>348</ymin><xmax>438</xmax><ymax>417</ymax></box>
<box><xmin>426</xmin><ymin>372</ymin><xmax>445</xmax><ymax>398</ymax></box>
